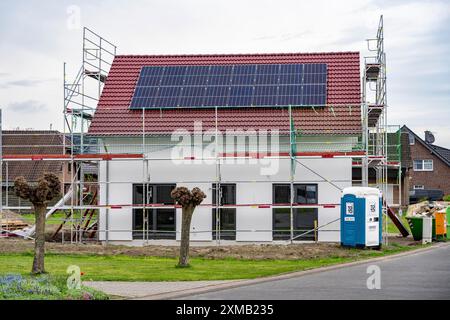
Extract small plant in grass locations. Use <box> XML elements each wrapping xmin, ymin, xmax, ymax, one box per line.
<box><xmin>0</xmin><ymin>273</ymin><xmax>108</xmax><ymax>300</ymax></box>
<box><xmin>171</xmin><ymin>187</ymin><xmax>206</xmax><ymax>267</ymax></box>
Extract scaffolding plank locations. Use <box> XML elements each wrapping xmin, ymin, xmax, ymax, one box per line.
<box><xmin>2</xmin><ymin>151</ymin><xmax>365</xmax><ymax>161</ymax></box>
<box><xmin>2</xmin><ymin>153</ymin><xmax>144</xmax><ymax>161</ymax></box>
<box><xmin>387</xmin><ymin>206</ymin><xmax>410</xmax><ymax>237</ymax></box>
<box><xmin>365</xmin><ymin>63</ymin><xmax>380</xmax><ymax>81</ymax></box>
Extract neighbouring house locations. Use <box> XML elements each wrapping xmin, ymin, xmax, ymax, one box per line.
<box><xmin>401</xmin><ymin>125</ymin><xmax>450</xmax><ymax>202</ymax></box>
<box><xmin>88</xmin><ymin>52</ymin><xmax>366</xmax><ymax>244</ymax></box>
<box><xmin>1</xmin><ymin>130</ymin><xmax>72</xmax><ymax>208</ymax></box>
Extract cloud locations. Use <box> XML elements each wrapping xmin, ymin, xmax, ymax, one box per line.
<box><xmin>0</xmin><ymin>78</ymin><xmax>55</xmax><ymax>89</ymax></box>
<box><xmin>0</xmin><ymin>0</ymin><xmax>449</xmax><ymax>148</ymax></box>
<box><xmin>7</xmin><ymin>100</ymin><xmax>48</xmax><ymax>113</ymax></box>
<box><xmin>252</xmin><ymin>32</ymin><xmax>308</xmax><ymax>42</ymax></box>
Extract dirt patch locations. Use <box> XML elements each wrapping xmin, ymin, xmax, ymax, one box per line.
<box><xmin>385</xmin><ymin>235</ymin><xmax>421</xmax><ymax>246</ymax></box>
<box><xmin>0</xmin><ymin>237</ymin><xmax>421</xmax><ymax>260</ymax></box>
<box><xmin>0</xmin><ymin>210</ymin><xmax>30</xmax><ymax>232</ymax></box>
<box><xmin>0</xmin><ymin>210</ymin><xmax>28</xmax><ymax>223</ymax></box>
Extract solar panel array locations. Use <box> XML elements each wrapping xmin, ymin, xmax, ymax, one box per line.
<box><xmin>129</xmin><ymin>63</ymin><xmax>327</xmax><ymax>109</ymax></box>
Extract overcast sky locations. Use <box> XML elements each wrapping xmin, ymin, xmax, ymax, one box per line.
<box><xmin>0</xmin><ymin>0</ymin><xmax>449</xmax><ymax>147</ymax></box>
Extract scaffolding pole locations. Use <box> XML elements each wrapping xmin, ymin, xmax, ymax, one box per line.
<box><xmin>215</xmin><ymin>106</ymin><xmax>222</xmax><ymax>245</ymax></box>
<box><xmin>0</xmin><ymin>109</ymin><xmax>3</xmax><ymax>230</ymax></box>
<box><xmin>363</xmin><ymin>15</ymin><xmax>396</xmax><ymax>246</ymax></box>
<box><xmin>62</xmin><ymin>27</ymin><xmax>116</xmax><ymax>244</ymax></box>
<box><xmin>289</xmin><ymin>105</ymin><xmax>294</xmax><ymax>243</ymax></box>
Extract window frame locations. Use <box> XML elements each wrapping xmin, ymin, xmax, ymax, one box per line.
<box><xmin>212</xmin><ymin>183</ymin><xmax>236</xmax><ymax>240</ymax></box>
<box><xmin>272</xmin><ymin>183</ymin><xmax>318</xmax><ymax>205</ymax></box>
<box><xmin>413</xmin><ymin>185</ymin><xmax>424</xmax><ymax>190</ymax></box>
<box><xmin>272</xmin><ymin>207</ymin><xmax>319</xmax><ymax>240</ymax></box>
<box><xmin>413</xmin><ymin>159</ymin><xmax>433</xmax><ymax>172</ymax></box>
<box><xmin>132</xmin><ymin>183</ymin><xmax>176</xmax><ymax>240</ymax></box>
<box><xmin>272</xmin><ymin>184</ymin><xmax>319</xmax><ymax>240</ymax></box>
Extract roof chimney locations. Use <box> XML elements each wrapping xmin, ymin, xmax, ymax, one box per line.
<box><xmin>424</xmin><ymin>131</ymin><xmax>435</xmax><ymax>144</ymax></box>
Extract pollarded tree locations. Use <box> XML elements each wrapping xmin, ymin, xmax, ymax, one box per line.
<box><xmin>171</xmin><ymin>187</ymin><xmax>206</xmax><ymax>267</ymax></box>
<box><xmin>14</xmin><ymin>173</ymin><xmax>61</xmax><ymax>274</ymax></box>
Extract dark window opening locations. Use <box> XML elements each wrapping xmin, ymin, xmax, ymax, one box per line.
<box><xmin>272</xmin><ymin>208</ymin><xmax>318</xmax><ymax>240</ymax></box>
<box><xmin>212</xmin><ymin>184</ymin><xmax>236</xmax><ymax>240</ymax></box>
<box><xmin>273</xmin><ymin>184</ymin><xmax>318</xmax><ymax>204</ymax></box>
<box><xmin>133</xmin><ymin>184</ymin><xmax>176</xmax><ymax>240</ymax></box>
<box><xmin>272</xmin><ymin>184</ymin><xmax>318</xmax><ymax>240</ymax></box>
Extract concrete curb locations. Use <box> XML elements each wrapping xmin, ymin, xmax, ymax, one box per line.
<box><xmin>131</xmin><ymin>242</ymin><xmax>449</xmax><ymax>300</ymax></box>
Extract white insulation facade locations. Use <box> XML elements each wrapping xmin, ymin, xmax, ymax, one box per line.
<box><xmin>98</xmin><ymin>152</ymin><xmax>352</xmax><ymax>244</ymax></box>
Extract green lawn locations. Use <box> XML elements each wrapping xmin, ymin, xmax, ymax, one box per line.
<box><xmin>385</xmin><ymin>215</ymin><xmax>411</xmax><ymax>234</ymax></box>
<box><xmin>0</xmin><ymin>244</ymin><xmax>420</xmax><ymax>282</ymax></box>
<box><xmin>21</xmin><ymin>210</ymin><xmax>98</xmax><ymax>226</ymax></box>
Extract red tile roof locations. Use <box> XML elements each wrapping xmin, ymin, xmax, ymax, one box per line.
<box><xmin>88</xmin><ymin>52</ymin><xmax>361</xmax><ymax>135</ymax></box>
<box><xmin>1</xmin><ymin>131</ymin><xmax>68</xmax><ymax>182</ymax></box>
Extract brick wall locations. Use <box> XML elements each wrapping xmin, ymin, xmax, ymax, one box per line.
<box><xmin>409</xmin><ymin>141</ymin><xmax>450</xmax><ymax>195</ymax></box>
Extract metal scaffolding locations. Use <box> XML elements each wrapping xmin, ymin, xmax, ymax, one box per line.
<box><xmin>362</xmin><ymin>15</ymin><xmax>401</xmax><ymax>245</ymax></box>
<box><xmin>62</xmin><ymin>27</ymin><xmax>117</xmax><ymax>242</ymax></box>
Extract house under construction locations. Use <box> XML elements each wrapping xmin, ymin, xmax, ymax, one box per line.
<box><xmin>0</xmin><ymin>16</ymin><xmax>406</xmax><ymax>245</ymax></box>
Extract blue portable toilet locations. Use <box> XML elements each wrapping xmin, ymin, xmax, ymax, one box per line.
<box><xmin>341</xmin><ymin>187</ymin><xmax>382</xmax><ymax>248</ymax></box>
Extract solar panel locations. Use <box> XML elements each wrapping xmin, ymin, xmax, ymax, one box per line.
<box><xmin>130</xmin><ymin>63</ymin><xmax>327</xmax><ymax>109</ymax></box>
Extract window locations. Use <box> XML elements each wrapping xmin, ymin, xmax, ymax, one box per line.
<box><xmin>413</xmin><ymin>159</ymin><xmax>433</xmax><ymax>171</ymax></box>
<box><xmin>408</xmin><ymin>133</ymin><xmax>415</xmax><ymax>145</ymax></box>
<box><xmin>423</xmin><ymin>160</ymin><xmax>433</xmax><ymax>171</ymax></box>
<box><xmin>272</xmin><ymin>184</ymin><xmax>318</xmax><ymax>240</ymax></box>
<box><xmin>273</xmin><ymin>184</ymin><xmax>290</xmax><ymax>204</ymax></box>
<box><xmin>132</xmin><ymin>184</ymin><xmax>176</xmax><ymax>240</ymax></box>
<box><xmin>212</xmin><ymin>184</ymin><xmax>236</xmax><ymax>240</ymax></box>
<box><xmin>296</xmin><ymin>185</ymin><xmax>318</xmax><ymax>204</ymax></box>
<box><xmin>272</xmin><ymin>184</ymin><xmax>318</xmax><ymax>204</ymax></box>
<box><xmin>413</xmin><ymin>185</ymin><xmax>424</xmax><ymax>190</ymax></box>
<box><xmin>272</xmin><ymin>208</ymin><xmax>318</xmax><ymax>240</ymax></box>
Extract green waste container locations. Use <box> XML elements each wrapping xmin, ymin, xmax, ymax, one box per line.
<box><xmin>406</xmin><ymin>216</ymin><xmax>436</xmax><ymax>241</ymax></box>
<box><xmin>446</xmin><ymin>207</ymin><xmax>450</xmax><ymax>240</ymax></box>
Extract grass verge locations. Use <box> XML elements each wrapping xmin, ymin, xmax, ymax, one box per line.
<box><xmin>0</xmin><ymin>243</ymin><xmax>423</xmax><ymax>283</ymax></box>
<box><xmin>385</xmin><ymin>215</ymin><xmax>411</xmax><ymax>234</ymax></box>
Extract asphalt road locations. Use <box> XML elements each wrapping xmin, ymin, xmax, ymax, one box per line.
<box><xmin>187</xmin><ymin>244</ymin><xmax>450</xmax><ymax>300</ymax></box>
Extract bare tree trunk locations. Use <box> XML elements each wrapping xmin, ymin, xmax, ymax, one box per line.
<box><xmin>178</xmin><ymin>204</ymin><xmax>194</xmax><ymax>267</ymax></box>
<box><xmin>32</xmin><ymin>204</ymin><xmax>46</xmax><ymax>274</ymax></box>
